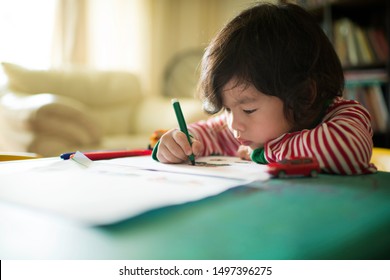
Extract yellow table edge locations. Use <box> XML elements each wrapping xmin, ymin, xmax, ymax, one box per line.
<box><xmin>0</xmin><ymin>152</ymin><xmax>42</xmax><ymax>161</ymax></box>
<box><xmin>372</xmin><ymin>147</ymin><xmax>390</xmax><ymax>172</ymax></box>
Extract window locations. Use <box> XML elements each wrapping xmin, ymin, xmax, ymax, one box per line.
<box><xmin>0</xmin><ymin>0</ymin><xmax>57</xmax><ymax>69</ymax></box>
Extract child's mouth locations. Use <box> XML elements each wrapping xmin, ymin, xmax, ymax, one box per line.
<box><xmin>237</xmin><ymin>138</ymin><xmax>252</xmax><ymax>146</ymax></box>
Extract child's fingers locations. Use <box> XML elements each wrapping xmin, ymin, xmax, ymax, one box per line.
<box><xmin>236</xmin><ymin>145</ymin><xmax>252</xmax><ymax>161</ymax></box>
<box><xmin>191</xmin><ymin>140</ymin><xmax>203</xmax><ymax>157</ymax></box>
<box><xmin>172</xmin><ymin>132</ymin><xmax>203</xmax><ymax>158</ymax></box>
<box><xmin>157</xmin><ymin>129</ymin><xmax>202</xmax><ymax>163</ymax></box>
<box><xmin>157</xmin><ymin>143</ymin><xmax>185</xmax><ymax>163</ymax></box>
<box><xmin>172</xmin><ymin>130</ymin><xmax>193</xmax><ymax>156</ymax></box>
<box><xmin>157</xmin><ymin>130</ymin><xmax>189</xmax><ymax>163</ymax></box>
<box><xmin>157</xmin><ymin>142</ymin><xmax>187</xmax><ymax>163</ymax></box>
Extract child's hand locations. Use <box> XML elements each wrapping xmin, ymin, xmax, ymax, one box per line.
<box><xmin>156</xmin><ymin>129</ymin><xmax>203</xmax><ymax>163</ymax></box>
<box><xmin>236</xmin><ymin>145</ymin><xmax>253</xmax><ymax>161</ymax></box>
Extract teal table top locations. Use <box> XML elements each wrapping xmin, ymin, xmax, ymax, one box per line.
<box><xmin>1</xmin><ymin>172</ymin><xmax>390</xmax><ymax>259</ymax></box>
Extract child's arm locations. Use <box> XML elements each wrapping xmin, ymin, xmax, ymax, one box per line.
<box><xmin>258</xmin><ymin>98</ymin><xmax>377</xmax><ymax>175</ymax></box>
<box><xmin>153</xmin><ymin>114</ymin><xmax>240</xmax><ymax>163</ymax></box>
<box><xmin>152</xmin><ymin>114</ymin><xmax>239</xmax><ymax>163</ymax></box>
<box><xmin>188</xmin><ymin>114</ymin><xmax>240</xmax><ymax>157</ymax></box>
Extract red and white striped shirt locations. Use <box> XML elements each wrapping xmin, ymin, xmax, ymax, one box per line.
<box><xmin>188</xmin><ymin>97</ymin><xmax>377</xmax><ymax>175</ymax></box>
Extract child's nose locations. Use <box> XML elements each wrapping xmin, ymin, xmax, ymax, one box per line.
<box><xmin>230</xmin><ymin>113</ymin><xmax>245</xmax><ymax>132</ymax></box>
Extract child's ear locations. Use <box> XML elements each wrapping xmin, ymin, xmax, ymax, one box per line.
<box><xmin>299</xmin><ymin>80</ymin><xmax>318</xmax><ymax>112</ymax></box>
<box><xmin>290</xmin><ymin>80</ymin><xmax>321</xmax><ymax>131</ymax></box>
<box><xmin>307</xmin><ymin>80</ymin><xmax>318</xmax><ymax>106</ymax></box>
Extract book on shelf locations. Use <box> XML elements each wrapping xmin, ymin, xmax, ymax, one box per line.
<box><xmin>344</xmin><ymin>83</ymin><xmax>389</xmax><ymax>133</ymax></box>
<box><xmin>333</xmin><ymin>19</ymin><xmax>349</xmax><ymax>65</ymax></box>
<box><xmin>354</xmin><ymin>25</ymin><xmax>376</xmax><ymax>65</ymax></box>
<box><xmin>333</xmin><ymin>18</ymin><xmax>389</xmax><ymax>67</ymax></box>
<box><xmin>367</xmin><ymin>27</ymin><xmax>389</xmax><ymax>63</ymax></box>
<box><xmin>344</xmin><ymin>86</ymin><xmax>377</xmax><ymax>131</ymax></box>
<box><xmin>344</xmin><ymin>69</ymin><xmax>388</xmax><ymax>86</ymax></box>
<box><xmin>367</xmin><ymin>85</ymin><xmax>389</xmax><ymax>133</ymax></box>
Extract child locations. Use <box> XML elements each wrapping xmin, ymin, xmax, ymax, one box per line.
<box><xmin>152</xmin><ymin>2</ymin><xmax>377</xmax><ymax>175</ymax></box>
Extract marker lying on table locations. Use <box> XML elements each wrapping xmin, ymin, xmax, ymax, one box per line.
<box><xmin>60</xmin><ymin>149</ymin><xmax>152</xmax><ymax>160</ymax></box>
<box><xmin>172</xmin><ymin>98</ymin><xmax>195</xmax><ymax>165</ymax></box>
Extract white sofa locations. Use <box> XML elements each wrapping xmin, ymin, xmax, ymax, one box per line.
<box><xmin>0</xmin><ymin>62</ymin><xmax>208</xmax><ymax>157</ymax></box>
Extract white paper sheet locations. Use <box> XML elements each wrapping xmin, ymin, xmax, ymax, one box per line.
<box><xmin>104</xmin><ymin>155</ymin><xmax>270</xmax><ymax>181</ymax></box>
<box><xmin>0</xmin><ymin>155</ymin><xmax>269</xmax><ymax>225</ymax></box>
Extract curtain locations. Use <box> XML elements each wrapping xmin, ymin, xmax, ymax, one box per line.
<box><xmin>51</xmin><ymin>0</ymin><xmax>89</xmax><ymax>67</ymax></box>
<box><xmin>0</xmin><ymin>0</ymin><xmax>57</xmax><ymax>69</ymax></box>
<box><xmin>51</xmin><ymin>0</ymin><xmax>260</xmax><ymax>96</ymax></box>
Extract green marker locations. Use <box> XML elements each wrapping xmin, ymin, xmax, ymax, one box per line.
<box><xmin>172</xmin><ymin>99</ymin><xmax>196</xmax><ymax>165</ymax></box>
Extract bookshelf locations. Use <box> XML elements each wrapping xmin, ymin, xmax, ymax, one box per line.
<box><xmin>283</xmin><ymin>0</ymin><xmax>390</xmax><ymax>148</ymax></box>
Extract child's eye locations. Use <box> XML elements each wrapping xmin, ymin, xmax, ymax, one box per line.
<box><xmin>243</xmin><ymin>109</ymin><xmax>257</xmax><ymax>114</ymax></box>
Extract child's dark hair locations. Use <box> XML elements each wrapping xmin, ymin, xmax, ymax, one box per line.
<box><xmin>199</xmin><ymin>2</ymin><xmax>344</xmax><ymax>131</ymax></box>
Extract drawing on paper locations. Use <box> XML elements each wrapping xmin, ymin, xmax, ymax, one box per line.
<box><xmin>189</xmin><ymin>157</ymin><xmax>251</xmax><ymax>167</ymax></box>
<box><xmin>193</xmin><ymin>161</ymin><xmax>231</xmax><ymax>167</ymax></box>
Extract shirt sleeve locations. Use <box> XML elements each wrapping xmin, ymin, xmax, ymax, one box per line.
<box><xmin>251</xmin><ymin>147</ymin><xmax>267</xmax><ymax>164</ymax></box>
<box><xmin>263</xmin><ymin>98</ymin><xmax>377</xmax><ymax>175</ymax></box>
<box><xmin>188</xmin><ymin>114</ymin><xmax>240</xmax><ymax>157</ymax></box>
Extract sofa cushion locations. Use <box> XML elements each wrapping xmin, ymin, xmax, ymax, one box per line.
<box><xmin>1</xmin><ymin>62</ymin><xmax>142</xmax><ymax>134</ymax></box>
<box><xmin>0</xmin><ymin>92</ymin><xmax>102</xmax><ymax>155</ymax></box>
<box><xmin>2</xmin><ymin>62</ymin><xmax>141</xmax><ymax>106</ymax></box>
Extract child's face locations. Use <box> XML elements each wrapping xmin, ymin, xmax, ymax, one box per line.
<box><xmin>222</xmin><ymin>78</ymin><xmax>292</xmax><ymax>150</ymax></box>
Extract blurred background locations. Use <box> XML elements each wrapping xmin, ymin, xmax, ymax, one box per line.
<box><xmin>1</xmin><ymin>0</ymin><xmax>389</xmax><ymax>162</ymax></box>
<box><xmin>0</xmin><ymin>0</ymin><xmax>273</xmax><ymax>157</ymax></box>
<box><xmin>0</xmin><ymin>0</ymin><xmax>267</xmax><ymax>97</ymax></box>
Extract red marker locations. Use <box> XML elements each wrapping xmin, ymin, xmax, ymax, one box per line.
<box><xmin>63</xmin><ymin>149</ymin><xmax>152</xmax><ymax>160</ymax></box>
